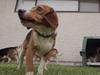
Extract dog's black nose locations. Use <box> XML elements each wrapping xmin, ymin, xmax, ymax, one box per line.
<box><xmin>18</xmin><ymin>9</ymin><xmax>26</xmax><ymax>16</ymax></box>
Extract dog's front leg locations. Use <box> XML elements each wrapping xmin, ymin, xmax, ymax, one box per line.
<box><xmin>25</xmin><ymin>47</ymin><xmax>34</xmax><ymax>75</ymax></box>
<box><xmin>37</xmin><ymin>57</ymin><xmax>46</xmax><ymax>75</ymax></box>
<box><xmin>17</xmin><ymin>46</ymin><xmax>24</xmax><ymax>69</ymax></box>
<box><xmin>44</xmin><ymin>60</ymin><xmax>49</xmax><ymax>71</ymax></box>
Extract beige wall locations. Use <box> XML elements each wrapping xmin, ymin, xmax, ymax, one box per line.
<box><xmin>56</xmin><ymin>13</ymin><xmax>100</xmax><ymax>62</ymax></box>
<box><xmin>0</xmin><ymin>0</ymin><xmax>100</xmax><ymax>62</ymax></box>
<box><xmin>0</xmin><ymin>0</ymin><xmax>28</xmax><ymax>48</ymax></box>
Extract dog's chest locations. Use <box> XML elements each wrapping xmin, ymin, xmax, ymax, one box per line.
<box><xmin>37</xmin><ymin>35</ymin><xmax>54</xmax><ymax>55</ymax></box>
<box><xmin>32</xmin><ymin>27</ymin><xmax>55</xmax><ymax>55</ymax></box>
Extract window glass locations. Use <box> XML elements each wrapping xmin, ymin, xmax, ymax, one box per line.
<box><xmin>15</xmin><ymin>0</ymin><xmax>100</xmax><ymax>13</ymax></box>
<box><xmin>15</xmin><ymin>0</ymin><xmax>35</xmax><ymax>11</ymax></box>
<box><xmin>80</xmin><ymin>0</ymin><xmax>99</xmax><ymax>12</ymax></box>
<box><xmin>36</xmin><ymin>0</ymin><xmax>79</xmax><ymax>11</ymax></box>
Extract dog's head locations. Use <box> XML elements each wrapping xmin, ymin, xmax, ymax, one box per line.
<box><xmin>18</xmin><ymin>5</ymin><xmax>58</xmax><ymax>30</ymax></box>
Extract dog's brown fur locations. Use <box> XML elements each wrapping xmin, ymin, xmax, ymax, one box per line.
<box><xmin>18</xmin><ymin>5</ymin><xmax>58</xmax><ymax>75</ymax></box>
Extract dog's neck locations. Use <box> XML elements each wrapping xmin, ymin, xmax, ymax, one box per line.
<box><xmin>33</xmin><ymin>25</ymin><xmax>55</xmax><ymax>37</ymax></box>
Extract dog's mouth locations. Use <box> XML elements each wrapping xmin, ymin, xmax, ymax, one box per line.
<box><xmin>20</xmin><ymin>18</ymin><xmax>34</xmax><ymax>23</ymax></box>
<box><xmin>20</xmin><ymin>19</ymin><xmax>36</xmax><ymax>28</ymax></box>
<box><xmin>18</xmin><ymin>9</ymin><xmax>36</xmax><ymax>28</ymax></box>
<box><xmin>19</xmin><ymin>17</ymin><xmax>33</xmax><ymax>27</ymax></box>
<box><xmin>18</xmin><ymin>9</ymin><xmax>38</xmax><ymax>22</ymax></box>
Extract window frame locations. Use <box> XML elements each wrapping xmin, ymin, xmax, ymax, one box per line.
<box><xmin>14</xmin><ymin>0</ymin><xmax>37</xmax><ymax>12</ymax></box>
<box><xmin>36</xmin><ymin>0</ymin><xmax>79</xmax><ymax>12</ymax></box>
<box><xmin>15</xmin><ymin>0</ymin><xmax>19</xmax><ymax>12</ymax></box>
<box><xmin>15</xmin><ymin>0</ymin><xmax>100</xmax><ymax>13</ymax></box>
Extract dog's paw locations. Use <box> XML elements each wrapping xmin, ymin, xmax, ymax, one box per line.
<box><xmin>17</xmin><ymin>64</ymin><xmax>22</xmax><ymax>70</ymax></box>
<box><xmin>25</xmin><ymin>72</ymin><xmax>34</xmax><ymax>75</ymax></box>
<box><xmin>36</xmin><ymin>72</ymin><xmax>43</xmax><ymax>75</ymax></box>
<box><xmin>44</xmin><ymin>65</ymin><xmax>48</xmax><ymax>71</ymax></box>
<box><xmin>17</xmin><ymin>65</ymin><xmax>20</xmax><ymax>69</ymax></box>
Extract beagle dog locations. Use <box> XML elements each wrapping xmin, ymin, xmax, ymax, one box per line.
<box><xmin>18</xmin><ymin>5</ymin><xmax>58</xmax><ymax>75</ymax></box>
<box><xmin>88</xmin><ymin>47</ymin><xmax>100</xmax><ymax>62</ymax></box>
<box><xmin>0</xmin><ymin>46</ymin><xmax>18</xmax><ymax>63</ymax></box>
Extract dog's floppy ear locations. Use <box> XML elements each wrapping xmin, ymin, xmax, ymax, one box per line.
<box><xmin>42</xmin><ymin>8</ymin><xmax>58</xmax><ymax>29</ymax></box>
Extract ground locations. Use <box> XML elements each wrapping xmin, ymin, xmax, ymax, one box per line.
<box><xmin>0</xmin><ymin>63</ymin><xmax>100</xmax><ymax>75</ymax></box>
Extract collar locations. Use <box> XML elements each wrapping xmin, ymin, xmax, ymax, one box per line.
<box><xmin>35</xmin><ymin>30</ymin><xmax>55</xmax><ymax>38</ymax></box>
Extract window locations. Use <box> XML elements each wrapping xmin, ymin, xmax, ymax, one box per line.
<box><xmin>36</xmin><ymin>0</ymin><xmax>79</xmax><ymax>12</ymax></box>
<box><xmin>15</xmin><ymin>0</ymin><xmax>36</xmax><ymax>11</ymax></box>
<box><xmin>80</xmin><ymin>0</ymin><xmax>100</xmax><ymax>12</ymax></box>
<box><xmin>15</xmin><ymin>0</ymin><xmax>100</xmax><ymax>13</ymax></box>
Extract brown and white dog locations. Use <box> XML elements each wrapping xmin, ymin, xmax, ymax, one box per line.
<box><xmin>88</xmin><ymin>48</ymin><xmax>100</xmax><ymax>62</ymax></box>
<box><xmin>0</xmin><ymin>46</ymin><xmax>19</xmax><ymax>63</ymax></box>
<box><xmin>18</xmin><ymin>5</ymin><xmax>58</xmax><ymax>75</ymax></box>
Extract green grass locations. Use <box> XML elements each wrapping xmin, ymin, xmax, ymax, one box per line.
<box><xmin>0</xmin><ymin>63</ymin><xmax>100</xmax><ymax>75</ymax></box>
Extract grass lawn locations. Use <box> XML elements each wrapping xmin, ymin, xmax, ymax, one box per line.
<box><xmin>0</xmin><ymin>63</ymin><xmax>100</xmax><ymax>75</ymax></box>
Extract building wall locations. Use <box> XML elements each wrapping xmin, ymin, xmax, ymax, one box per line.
<box><xmin>0</xmin><ymin>0</ymin><xmax>28</xmax><ymax>48</ymax></box>
<box><xmin>0</xmin><ymin>0</ymin><xmax>100</xmax><ymax>62</ymax></box>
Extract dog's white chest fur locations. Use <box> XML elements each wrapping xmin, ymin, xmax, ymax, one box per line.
<box><xmin>37</xmin><ymin>35</ymin><xmax>54</xmax><ymax>55</ymax></box>
<box><xmin>32</xmin><ymin>28</ymin><xmax>55</xmax><ymax>55</ymax></box>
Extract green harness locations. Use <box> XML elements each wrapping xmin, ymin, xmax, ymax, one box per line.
<box><xmin>32</xmin><ymin>25</ymin><xmax>56</xmax><ymax>56</ymax></box>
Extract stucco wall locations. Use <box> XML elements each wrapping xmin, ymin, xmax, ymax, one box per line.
<box><xmin>0</xmin><ymin>0</ymin><xmax>100</xmax><ymax>62</ymax></box>
<box><xmin>56</xmin><ymin>13</ymin><xmax>100</xmax><ymax>62</ymax></box>
<box><xmin>0</xmin><ymin>0</ymin><xmax>28</xmax><ymax>48</ymax></box>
